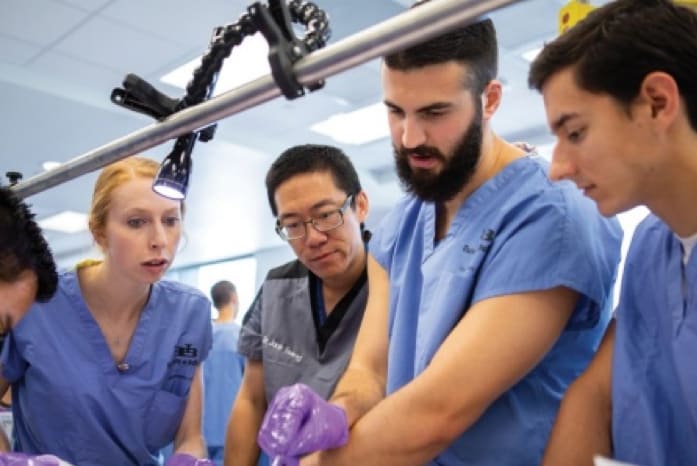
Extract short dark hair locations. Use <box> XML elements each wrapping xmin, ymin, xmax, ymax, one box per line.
<box><xmin>0</xmin><ymin>187</ymin><xmax>58</xmax><ymax>302</ymax></box>
<box><xmin>265</xmin><ymin>144</ymin><xmax>362</xmax><ymax>217</ymax></box>
<box><xmin>528</xmin><ymin>0</ymin><xmax>697</xmax><ymax>131</ymax></box>
<box><xmin>383</xmin><ymin>12</ymin><xmax>498</xmax><ymax>96</ymax></box>
<box><xmin>210</xmin><ymin>280</ymin><xmax>237</xmax><ymax>309</ymax></box>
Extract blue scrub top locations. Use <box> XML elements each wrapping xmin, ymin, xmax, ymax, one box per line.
<box><xmin>371</xmin><ymin>155</ymin><xmax>622</xmax><ymax>465</ymax></box>
<box><xmin>1</xmin><ymin>271</ymin><xmax>213</xmax><ymax>465</ymax></box>
<box><xmin>612</xmin><ymin>215</ymin><xmax>697</xmax><ymax>465</ymax></box>
<box><xmin>203</xmin><ymin>321</ymin><xmax>244</xmax><ymax>448</ymax></box>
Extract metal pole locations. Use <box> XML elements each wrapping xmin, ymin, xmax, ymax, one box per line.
<box><xmin>14</xmin><ymin>0</ymin><xmax>520</xmax><ymax>198</ymax></box>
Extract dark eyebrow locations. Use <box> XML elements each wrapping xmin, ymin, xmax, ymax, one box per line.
<box><xmin>551</xmin><ymin>113</ymin><xmax>579</xmax><ymax>133</ymax></box>
<box><xmin>383</xmin><ymin>100</ymin><xmax>452</xmax><ymax>114</ymax></box>
<box><xmin>277</xmin><ymin>199</ymin><xmax>341</xmax><ymax>221</ymax></box>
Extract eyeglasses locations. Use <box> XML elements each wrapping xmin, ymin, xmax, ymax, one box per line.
<box><xmin>275</xmin><ymin>195</ymin><xmax>355</xmax><ymax>241</ymax></box>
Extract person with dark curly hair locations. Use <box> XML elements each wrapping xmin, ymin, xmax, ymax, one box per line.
<box><xmin>0</xmin><ymin>186</ymin><xmax>57</xmax><ymax>339</ymax></box>
<box><xmin>0</xmin><ymin>185</ymin><xmax>58</xmax><ymax>457</ymax></box>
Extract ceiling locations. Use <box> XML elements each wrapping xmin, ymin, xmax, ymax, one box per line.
<box><xmin>0</xmin><ymin>0</ymin><xmax>571</xmax><ymax>269</ymax></box>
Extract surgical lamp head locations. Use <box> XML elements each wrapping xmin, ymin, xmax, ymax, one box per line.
<box><xmin>152</xmin><ymin>133</ymin><xmax>195</xmax><ymax>200</ymax></box>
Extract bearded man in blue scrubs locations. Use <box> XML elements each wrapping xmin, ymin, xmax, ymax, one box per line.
<box><xmin>257</xmin><ymin>11</ymin><xmax>623</xmax><ymax>466</ymax></box>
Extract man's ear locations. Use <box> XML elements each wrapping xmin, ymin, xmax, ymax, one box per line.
<box><xmin>639</xmin><ymin>71</ymin><xmax>680</xmax><ymax>129</ymax></box>
<box><xmin>354</xmin><ymin>190</ymin><xmax>369</xmax><ymax>223</ymax></box>
<box><xmin>482</xmin><ymin>80</ymin><xmax>502</xmax><ymax>120</ymax></box>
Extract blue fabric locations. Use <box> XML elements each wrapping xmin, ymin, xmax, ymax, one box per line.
<box><xmin>612</xmin><ymin>215</ymin><xmax>697</xmax><ymax>466</ymax></box>
<box><xmin>203</xmin><ymin>321</ymin><xmax>244</xmax><ymax>449</ymax></box>
<box><xmin>371</xmin><ymin>156</ymin><xmax>622</xmax><ymax>465</ymax></box>
<box><xmin>0</xmin><ymin>271</ymin><xmax>213</xmax><ymax>466</ymax></box>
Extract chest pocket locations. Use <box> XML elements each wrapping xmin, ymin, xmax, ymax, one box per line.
<box><xmin>145</xmin><ymin>389</ymin><xmax>188</xmax><ymax>450</ymax></box>
<box><xmin>144</xmin><ymin>358</ymin><xmax>197</xmax><ymax>450</ymax></box>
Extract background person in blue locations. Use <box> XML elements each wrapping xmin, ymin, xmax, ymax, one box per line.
<box><xmin>225</xmin><ymin>145</ymin><xmax>370</xmax><ymax>466</ymax></box>
<box><xmin>203</xmin><ymin>280</ymin><xmax>244</xmax><ymax>465</ymax></box>
<box><xmin>257</xmin><ymin>12</ymin><xmax>623</xmax><ymax>466</ymax></box>
<box><xmin>0</xmin><ymin>157</ymin><xmax>213</xmax><ymax>465</ymax></box>
<box><xmin>528</xmin><ymin>1</ymin><xmax>697</xmax><ymax>465</ymax></box>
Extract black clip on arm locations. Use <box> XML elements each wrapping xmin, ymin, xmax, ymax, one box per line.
<box><xmin>110</xmin><ymin>73</ymin><xmax>179</xmax><ymax>120</ymax></box>
<box><xmin>250</xmin><ymin>0</ymin><xmax>325</xmax><ymax>99</ymax></box>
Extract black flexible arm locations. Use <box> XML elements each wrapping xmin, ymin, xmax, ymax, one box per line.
<box><xmin>110</xmin><ymin>0</ymin><xmax>330</xmax><ymax>176</ymax></box>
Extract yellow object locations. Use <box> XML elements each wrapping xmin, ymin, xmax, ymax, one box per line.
<box><xmin>558</xmin><ymin>0</ymin><xmax>595</xmax><ymax>34</ymax></box>
<box><xmin>676</xmin><ymin>0</ymin><xmax>697</xmax><ymax>12</ymax></box>
<box><xmin>76</xmin><ymin>259</ymin><xmax>103</xmax><ymax>270</ymax></box>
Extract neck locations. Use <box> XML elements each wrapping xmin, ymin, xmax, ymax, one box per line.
<box><xmin>436</xmin><ymin>131</ymin><xmax>523</xmax><ymax>239</ymax></box>
<box><xmin>215</xmin><ymin>305</ymin><xmax>236</xmax><ymax>323</ymax></box>
<box><xmin>79</xmin><ymin>261</ymin><xmax>150</xmax><ymax>321</ymax></box>
<box><xmin>641</xmin><ymin>123</ymin><xmax>697</xmax><ymax>237</ymax></box>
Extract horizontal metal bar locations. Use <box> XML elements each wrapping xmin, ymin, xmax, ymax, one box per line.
<box><xmin>14</xmin><ymin>0</ymin><xmax>519</xmax><ymax>198</ymax></box>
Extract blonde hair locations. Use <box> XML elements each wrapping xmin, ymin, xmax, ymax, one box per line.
<box><xmin>88</xmin><ymin>156</ymin><xmax>185</xmax><ymax>239</ymax></box>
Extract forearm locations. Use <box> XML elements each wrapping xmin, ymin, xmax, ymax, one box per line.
<box><xmin>224</xmin><ymin>399</ymin><xmax>265</xmax><ymax>466</ymax></box>
<box><xmin>330</xmin><ymin>367</ymin><xmax>385</xmax><ymax>427</ymax></box>
<box><xmin>173</xmin><ymin>435</ymin><xmax>207</xmax><ymax>458</ymax></box>
<box><xmin>542</xmin><ymin>377</ymin><xmax>612</xmax><ymax>466</ymax></box>
<box><xmin>317</xmin><ymin>374</ymin><xmax>477</xmax><ymax>466</ymax></box>
<box><xmin>0</xmin><ymin>429</ymin><xmax>10</xmax><ymax>452</ymax></box>
<box><xmin>543</xmin><ymin>321</ymin><xmax>615</xmax><ymax>466</ymax></box>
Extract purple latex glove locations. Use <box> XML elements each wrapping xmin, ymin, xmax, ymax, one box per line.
<box><xmin>258</xmin><ymin>383</ymin><xmax>348</xmax><ymax>463</ymax></box>
<box><xmin>164</xmin><ymin>453</ymin><xmax>215</xmax><ymax>466</ymax></box>
<box><xmin>0</xmin><ymin>453</ymin><xmax>67</xmax><ymax>466</ymax></box>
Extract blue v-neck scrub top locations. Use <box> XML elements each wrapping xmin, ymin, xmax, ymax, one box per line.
<box><xmin>1</xmin><ymin>271</ymin><xmax>213</xmax><ymax>465</ymax></box>
<box><xmin>612</xmin><ymin>215</ymin><xmax>697</xmax><ymax>465</ymax></box>
<box><xmin>371</xmin><ymin>156</ymin><xmax>622</xmax><ymax>465</ymax></box>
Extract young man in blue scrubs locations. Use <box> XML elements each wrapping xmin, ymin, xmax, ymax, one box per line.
<box><xmin>224</xmin><ymin>145</ymin><xmax>370</xmax><ymax>466</ymax></box>
<box><xmin>528</xmin><ymin>1</ymin><xmax>697</xmax><ymax>464</ymax></box>
<box><xmin>257</xmin><ymin>15</ymin><xmax>623</xmax><ymax>466</ymax></box>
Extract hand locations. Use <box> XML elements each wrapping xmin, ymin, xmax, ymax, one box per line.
<box><xmin>258</xmin><ymin>383</ymin><xmax>348</xmax><ymax>461</ymax></box>
<box><xmin>165</xmin><ymin>453</ymin><xmax>215</xmax><ymax>466</ymax></box>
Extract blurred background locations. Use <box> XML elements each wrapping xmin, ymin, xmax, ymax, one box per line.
<box><xmin>0</xmin><ymin>0</ymin><xmax>646</xmax><ymax>315</ymax></box>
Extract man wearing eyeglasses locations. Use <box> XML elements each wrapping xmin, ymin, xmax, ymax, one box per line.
<box><xmin>223</xmin><ymin>144</ymin><xmax>370</xmax><ymax>466</ymax></box>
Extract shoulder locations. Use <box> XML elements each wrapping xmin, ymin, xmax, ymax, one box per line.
<box><xmin>266</xmin><ymin>259</ymin><xmax>308</xmax><ymax>280</ymax></box>
<box><xmin>625</xmin><ymin>213</ymin><xmax>668</xmax><ymax>260</ymax></box>
<box><xmin>511</xmin><ymin>157</ymin><xmax>617</xmax><ymax>233</ymax></box>
<box><xmin>152</xmin><ymin>279</ymin><xmax>210</xmax><ymax>310</ymax></box>
<box><xmin>631</xmin><ymin>213</ymin><xmax>665</xmax><ymax>242</ymax></box>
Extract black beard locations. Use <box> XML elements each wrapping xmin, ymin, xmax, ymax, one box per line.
<box><xmin>394</xmin><ymin>104</ymin><xmax>483</xmax><ymax>203</ymax></box>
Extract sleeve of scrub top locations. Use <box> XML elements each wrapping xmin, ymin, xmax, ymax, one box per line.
<box><xmin>237</xmin><ymin>285</ymin><xmax>263</xmax><ymax>360</ymax></box>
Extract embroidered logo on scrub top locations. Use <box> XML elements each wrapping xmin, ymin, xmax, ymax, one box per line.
<box><xmin>168</xmin><ymin>343</ymin><xmax>199</xmax><ymax>367</ymax></box>
<box><xmin>463</xmin><ymin>228</ymin><xmax>497</xmax><ymax>254</ymax></box>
